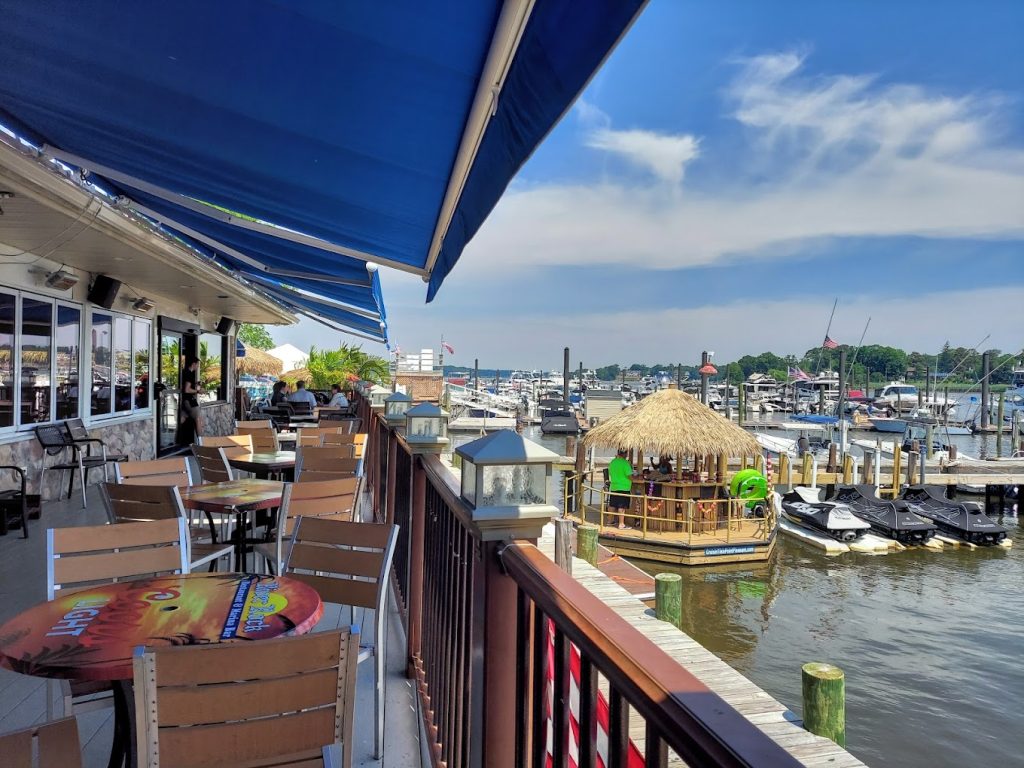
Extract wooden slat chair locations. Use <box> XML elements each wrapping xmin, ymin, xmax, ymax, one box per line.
<box><xmin>46</xmin><ymin>517</ymin><xmax>190</xmax><ymax>720</ymax></box>
<box><xmin>235</xmin><ymin>419</ymin><xmax>273</xmax><ymax>430</ymax></box>
<box><xmin>285</xmin><ymin>517</ymin><xmax>398</xmax><ymax>759</ymax></box>
<box><xmin>295</xmin><ymin>446</ymin><xmax>361</xmax><ymax>481</ymax></box>
<box><xmin>0</xmin><ymin>717</ymin><xmax>83</xmax><ymax>768</ymax></box>
<box><xmin>254</xmin><ymin>478</ymin><xmax>359</xmax><ymax>574</ymax></box>
<box><xmin>321</xmin><ymin>432</ymin><xmax>366</xmax><ymax>459</ymax></box>
<box><xmin>236</xmin><ymin>424</ymin><xmax>280</xmax><ymax>452</ymax></box>
<box><xmin>190</xmin><ymin>445</ymin><xmax>235</xmax><ymax>484</ymax></box>
<box><xmin>196</xmin><ymin>433</ymin><xmax>253</xmax><ymax>453</ymax></box>
<box><xmin>296</xmin><ymin>427</ymin><xmax>325</xmax><ymax>447</ymax></box>
<box><xmin>133</xmin><ymin>628</ymin><xmax>359</xmax><ymax>768</ymax></box>
<box><xmin>101</xmin><ymin>483</ymin><xmax>233</xmax><ymax>572</ymax></box>
<box><xmin>114</xmin><ymin>458</ymin><xmax>193</xmax><ymax>487</ymax></box>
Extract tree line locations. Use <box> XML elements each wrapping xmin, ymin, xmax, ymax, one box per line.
<box><xmin>595</xmin><ymin>342</ymin><xmax>1022</xmax><ymax>387</ymax></box>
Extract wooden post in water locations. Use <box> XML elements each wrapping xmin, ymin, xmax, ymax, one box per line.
<box><xmin>801</xmin><ymin>453</ymin><xmax>813</xmax><ymax>485</ymax></box>
<box><xmin>843</xmin><ymin>454</ymin><xmax>854</xmax><ymax>484</ymax></box>
<box><xmin>863</xmin><ymin>450</ymin><xmax>874</xmax><ymax>485</ymax></box>
<box><xmin>724</xmin><ymin>372</ymin><xmax>732</xmax><ymax>420</ymax></box>
<box><xmin>778</xmin><ymin>452</ymin><xmax>790</xmax><ymax>489</ymax></box>
<box><xmin>655</xmin><ymin>573</ymin><xmax>683</xmax><ymax>629</ymax></box>
<box><xmin>700</xmin><ymin>351</ymin><xmax>710</xmax><ymax>405</ymax></box>
<box><xmin>554</xmin><ymin>519</ymin><xmax>573</xmax><ymax>575</ymax></box>
<box><xmin>996</xmin><ymin>390</ymin><xmax>1005</xmax><ymax>456</ymax></box>
<box><xmin>891</xmin><ymin>444</ymin><xmax>902</xmax><ymax>495</ymax></box>
<box><xmin>925</xmin><ymin>365</ymin><xmax>931</xmax><ymax>403</ymax></box>
<box><xmin>737</xmin><ymin>383</ymin><xmax>745</xmax><ymax>426</ymax></box>
<box><xmin>577</xmin><ymin>524</ymin><xmax>598</xmax><ymax>566</ymax></box>
<box><xmin>801</xmin><ymin>662</ymin><xmax>846</xmax><ymax>747</ymax></box>
<box><xmin>563</xmin><ymin>347</ymin><xmax>570</xmax><ymax>404</ymax></box>
<box><xmin>906</xmin><ymin>451</ymin><xmax>918</xmax><ymax>487</ymax></box>
<box><xmin>925</xmin><ymin>424</ymin><xmax>934</xmax><ymax>460</ymax></box>
<box><xmin>827</xmin><ymin>443</ymin><xmax>838</xmax><ymax>474</ymax></box>
<box><xmin>980</xmin><ymin>352</ymin><xmax>991</xmax><ymax>430</ymax></box>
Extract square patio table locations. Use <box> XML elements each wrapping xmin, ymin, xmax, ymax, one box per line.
<box><xmin>181</xmin><ymin>479</ymin><xmax>284</xmax><ymax>569</ymax></box>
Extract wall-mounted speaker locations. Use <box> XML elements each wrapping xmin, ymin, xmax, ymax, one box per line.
<box><xmin>87</xmin><ymin>275</ymin><xmax>121</xmax><ymax>309</ymax></box>
<box><xmin>215</xmin><ymin>316</ymin><xmax>237</xmax><ymax>336</ymax></box>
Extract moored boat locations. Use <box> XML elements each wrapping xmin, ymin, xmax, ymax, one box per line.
<box><xmin>781</xmin><ymin>487</ymin><xmax>870</xmax><ymax>542</ymax></box>
<box><xmin>899</xmin><ymin>485</ymin><xmax>1008</xmax><ymax>545</ymax></box>
<box><xmin>831</xmin><ymin>485</ymin><xmax>937</xmax><ymax>544</ymax></box>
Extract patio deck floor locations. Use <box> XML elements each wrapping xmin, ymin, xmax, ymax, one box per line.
<box><xmin>0</xmin><ymin>481</ymin><xmax>425</xmax><ymax>767</ymax></box>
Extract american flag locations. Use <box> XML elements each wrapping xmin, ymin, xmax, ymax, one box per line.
<box><xmin>822</xmin><ymin>336</ymin><xmax>839</xmax><ymax>350</ymax></box>
<box><xmin>441</xmin><ymin>341</ymin><xmax>455</xmax><ymax>355</ymax></box>
<box><xmin>789</xmin><ymin>366</ymin><xmax>812</xmax><ymax>381</ymax></box>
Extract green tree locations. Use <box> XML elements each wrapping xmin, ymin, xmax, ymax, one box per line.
<box><xmin>303</xmin><ymin>344</ymin><xmax>390</xmax><ymax>389</ymax></box>
<box><xmin>237</xmin><ymin>323</ymin><xmax>275</xmax><ymax>350</ymax></box>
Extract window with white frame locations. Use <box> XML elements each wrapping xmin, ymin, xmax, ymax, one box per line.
<box><xmin>90</xmin><ymin>309</ymin><xmax>151</xmax><ymax>419</ymax></box>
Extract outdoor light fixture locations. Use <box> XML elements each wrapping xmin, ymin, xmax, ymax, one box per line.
<box><xmin>455</xmin><ymin>429</ymin><xmax>560</xmax><ymax>538</ymax></box>
<box><xmin>367</xmin><ymin>386</ymin><xmax>390</xmax><ymax>409</ymax></box>
<box><xmin>404</xmin><ymin>402</ymin><xmax>449</xmax><ymax>450</ymax></box>
<box><xmin>44</xmin><ymin>269</ymin><xmax>79</xmax><ymax>291</ymax></box>
<box><xmin>131</xmin><ymin>297</ymin><xmax>155</xmax><ymax>312</ymax></box>
<box><xmin>384</xmin><ymin>390</ymin><xmax>413</xmax><ymax>426</ymax></box>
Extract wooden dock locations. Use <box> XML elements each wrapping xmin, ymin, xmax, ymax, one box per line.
<box><xmin>537</xmin><ymin>529</ymin><xmax>868</xmax><ymax>767</ymax></box>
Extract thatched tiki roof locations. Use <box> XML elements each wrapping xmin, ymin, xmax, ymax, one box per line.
<box><xmin>279</xmin><ymin>367</ymin><xmax>312</xmax><ymax>384</ymax></box>
<box><xmin>235</xmin><ymin>345</ymin><xmax>283</xmax><ymax>376</ymax></box>
<box><xmin>583</xmin><ymin>388</ymin><xmax>760</xmax><ymax>457</ymax></box>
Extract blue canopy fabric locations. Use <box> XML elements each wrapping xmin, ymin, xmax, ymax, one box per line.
<box><xmin>0</xmin><ymin>0</ymin><xmax>645</xmax><ymax>301</ymax></box>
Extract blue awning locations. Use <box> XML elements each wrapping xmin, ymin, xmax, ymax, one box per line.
<box><xmin>0</xmin><ymin>1</ymin><xmax>645</xmax><ymax>300</ymax></box>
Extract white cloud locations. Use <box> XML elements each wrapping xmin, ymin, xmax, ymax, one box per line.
<box><xmin>450</xmin><ymin>51</ymin><xmax>1024</xmax><ymax>277</ymax></box>
<box><xmin>383</xmin><ymin>285</ymin><xmax>1024</xmax><ymax>369</ymax></box>
<box><xmin>586</xmin><ymin>128</ymin><xmax>701</xmax><ymax>184</ymax></box>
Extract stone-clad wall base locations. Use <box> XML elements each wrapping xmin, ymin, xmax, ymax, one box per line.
<box><xmin>0</xmin><ymin>417</ymin><xmax>155</xmax><ymax>501</ymax></box>
<box><xmin>200</xmin><ymin>403</ymin><xmax>234</xmax><ymax>437</ymax></box>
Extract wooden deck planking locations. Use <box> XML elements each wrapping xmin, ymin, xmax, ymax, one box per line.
<box><xmin>537</xmin><ymin>529</ymin><xmax>868</xmax><ymax>767</ymax></box>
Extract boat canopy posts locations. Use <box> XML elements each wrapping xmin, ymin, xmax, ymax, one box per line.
<box><xmin>357</xmin><ymin>390</ymin><xmax>804</xmax><ymax>767</ymax></box>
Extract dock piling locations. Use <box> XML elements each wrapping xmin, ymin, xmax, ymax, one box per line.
<box><xmin>577</xmin><ymin>524</ymin><xmax>598</xmax><ymax>566</ymax></box>
<box><xmin>554</xmin><ymin>519</ymin><xmax>573</xmax><ymax>574</ymax></box>
<box><xmin>654</xmin><ymin>573</ymin><xmax>683</xmax><ymax>629</ymax></box>
<box><xmin>801</xmin><ymin>662</ymin><xmax>846</xmax><ymax>747</ymax></box>
<box><xmin>997</xmin><ymin>391</ymin><xmax>1005</xmax><ymax>456</ymax></box>
<box><xmin>981</xmin><ymin>352</ymin><xmax>991</xmax><ymax>430</ymax></box>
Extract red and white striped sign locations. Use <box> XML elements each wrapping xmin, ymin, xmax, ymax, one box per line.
<box><xmin>543</xmin><ymin>619</ymin><xmax>644</xmax><ymax>767</ymax></box>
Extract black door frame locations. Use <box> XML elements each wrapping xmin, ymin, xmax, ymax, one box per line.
<box><xmin>156</xmin><ymin>316</ymin><xmax>199</xmax><ymax>456</ymax></box>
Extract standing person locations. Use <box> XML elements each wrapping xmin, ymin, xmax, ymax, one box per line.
<box><xmin>175</xmin><ymin>356</ymin><xmax>202</xmax><ymax>445</ymax></box>
<box><xmin>287</xmin><ymin>380</ymin><xmax>318</xmax><ymax>409</ymax></box>
<box><xmin>607</xmin><ymin>448</ymin><xmax>634</xmax><ymax>529</ymax></box>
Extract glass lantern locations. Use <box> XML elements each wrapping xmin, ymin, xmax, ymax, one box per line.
<box><xmin>367</xmin><ymin>386</ymin><xmax>389</xmax><ymax>408</ymax></box>
<box><xmin>455</xmin><ymin>429</ymin><xmax>560</xmax><ymax>533</ymax></box>
<box><xmin>384</xmin><ymin>391</ymin><xmax>413</xmax><ymax>426</ymax></box>
<box><xmin>405</xmin><ymin>402</ymin><xmax>449</xmax><ymax>449</ymax></box>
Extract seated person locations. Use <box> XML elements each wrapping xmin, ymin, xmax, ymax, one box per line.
<box><xmin>650</xmin><ymin>455</ymin><xmax>673</xmax><ymax>475</ymax></box>
<box><xmin>269</xmin><ymin>380</ymin><xmax>289</xmax><ymax>406</ymax></box>
<box><xmin>286</xmin><ymin>380</ymin><xmax>318</xmax><ymax>408</ymax></box>
<box><xmin>327</xmin><ymin>383</ymin><xmax>348</xmax><ymax>408</ymax></box>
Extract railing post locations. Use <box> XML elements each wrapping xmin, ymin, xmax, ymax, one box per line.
<box><xmin>483</xmin><ymin>540</ymin><xmax>518</xmax><ymax>768</ymax></box>
<box><xmin>407</xmin><ymin>457</ymin><xmax>426</xmax><ymax>679</ymax></box>
<box><xmin>385</xmin><ymin>434</ymin><xmax>398</xmax><ymax>525</ymax></box>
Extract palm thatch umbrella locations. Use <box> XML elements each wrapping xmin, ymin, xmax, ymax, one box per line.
<box><xmin>583</xmin><ymin>388</ymin><xmax>759</xmax><ymax>461</ymax></box>
<box><xmin>235</xmin><ymin>346</ymin><xmax>283</xmax><ymax>376</ymax></box>
<box><xmin>279</xmin><ymin>367</ymin><xmax>312</xmax><ymax>385</ymax></box>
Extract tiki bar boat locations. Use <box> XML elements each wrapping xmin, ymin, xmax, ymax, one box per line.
<box><xmin>576</xmin><ymin>388</ymin><xmax>780</xmax><ymax>565</ymax></box>
<box><xmin>0</xmin><ymin>3</ymin><xmax>862</xmax><ymax>767</ymax></box>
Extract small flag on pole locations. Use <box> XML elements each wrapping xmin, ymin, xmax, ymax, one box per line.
<box><xmin>822</xmin><ymin>336</ymin><xmax>839</xmax><ymax>350</ymax></box>
<box><xmin>788</xmin><ymin>366</ymin><xmax>812</xmax><ymax>381</ymax></box>
<box><xmin>441</xmin><ymin>342</ymin><xmax>455</xmax><ymax>355</ymax></box>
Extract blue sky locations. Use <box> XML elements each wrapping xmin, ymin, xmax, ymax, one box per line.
<box><xmin>276</xmin><ymin>0</ymin><xmax>1024</xmax><ymax>369</ymax></box>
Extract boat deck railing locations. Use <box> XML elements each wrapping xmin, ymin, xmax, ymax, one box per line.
<box><xmin>357</xmin><ymin>394</ymin><xmax>803</xmax><ymax>767</ymax></box>
<box><xmin>562</xmin><ymin>470</ymin><xmax>776</xmax><ymax>546</ymax></box>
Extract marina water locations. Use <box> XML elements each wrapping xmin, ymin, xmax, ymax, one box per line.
<box><xmin>454</xmin><ymin>425</ymin><xmax>1022</xmax><ymax>767</ymax></box>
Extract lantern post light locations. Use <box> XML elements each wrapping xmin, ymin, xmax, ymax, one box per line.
<box><xmin>384</xmin><ymin>390</ymin><xmax>414</xmax><ymax>427</ymax></box>
<box><xmin>454</xmin><ymin>429</ymin><xmax>560</xmax><ymax>540</ymax></box>
<box><xmin>404</xmin><ymin>402</ymin><xmax>450</xmax><ymax>452</ymax></box>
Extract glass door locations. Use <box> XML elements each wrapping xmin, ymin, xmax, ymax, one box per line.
<box><xmin>157</xmin><ymin>330</ymin><xmax>182</xmax><ymax>454</ymax></box>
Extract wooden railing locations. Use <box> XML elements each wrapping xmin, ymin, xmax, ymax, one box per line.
<box><xmin>358</xmin><ymin>393</ymin><xmax>803</xmax><ymax>768</ymax></box>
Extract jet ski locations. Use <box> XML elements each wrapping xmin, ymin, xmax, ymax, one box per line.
<box><xmin>830</xmin><ymin>485</ymin><xmax>937</xmax><ymax>544</ymax></box>
<box><xmin>900</xmin><ymin>485</ymin><xmax>1008</xmax><ymax>545</ymax></box>
<box><xmin>781</xmin><ymin>487</ymin><xmax>871</xmax><ymax>542</ymax></box>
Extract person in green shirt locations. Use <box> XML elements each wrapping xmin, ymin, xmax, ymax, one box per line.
<box><xmin>607</xmin><ymin>449</ymin><xmax>634</xmax><ymax>529</ymax></box>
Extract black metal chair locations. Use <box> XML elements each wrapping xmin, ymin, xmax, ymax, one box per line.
<box><xmin>0</xmin><ymin>466</ymin><xmax>28</xmax><ymax>538</ymax></box>
<box><xmin>34</xmin><ymin>423</ymin><xmax>109</xmax><ymax>508</ymax></box>
<box><xmin>65</xmin><ymin>417</ymin><xmax>128</xmax><ymax>463</ymax></box>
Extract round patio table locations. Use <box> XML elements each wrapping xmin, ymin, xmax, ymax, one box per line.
<box><xmin>0</xmin><ymin>573</ymin><xmax>323</xmax><ymax>768</ymax></box>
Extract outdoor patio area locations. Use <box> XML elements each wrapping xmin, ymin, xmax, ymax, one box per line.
<box><xmin>0</xmin><ymin>481</ymin><xmax>426</xmax><ymax>768</ymax></box>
